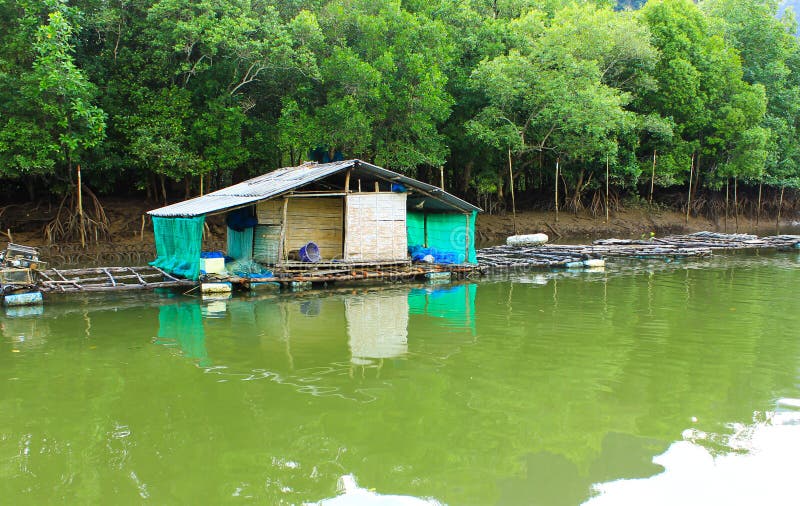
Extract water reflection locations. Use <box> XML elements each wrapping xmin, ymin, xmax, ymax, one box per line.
<box><xmin>1</xmin><ymin>305</ymin><xmax>49</xmax><ymax>351</ymax></box>
<box><xmin>586</xmin><ymin>404</ymin><xmax>800</xmax><ymax>505</ymax></box>
<box><xmin>3</xmin><ymin>254</ymin><xmax>800</xmax><ymax>504</ymax></box>
<box><xmin>154</xmin><ymin>303</ymin><xmax>208</xmax><ymax>365</ymax></box>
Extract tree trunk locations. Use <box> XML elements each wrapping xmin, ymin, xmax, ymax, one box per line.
<box><xmin>756</xmin><ymin>179</ymin><xmax>762</xmax><ymax>229</ymax></box>
<box><xmin>776</xmin><ymin>185</ymin><xmax>785</xmax><ymax>234</ymax></box>
<box><xmin>734</xmin><ymin>177</ymin><xmax>738</xmax><ymax>233</ymax></box>
<box><xmin>508</xmin><ymin>149</ymin><xmax>517</xmax><ymax>234</ymax></box>
<box><xmin>461</xmin><ymin>161</ymin><xmax>473</xmax><ymax>195</ymax></box>
<box><xmin>649</xmin><ymin>150</ymin><xmax>656</xmax><ymax>204</ymax></box>
<box><xmin>554</xmin><ymin>157</ymin><xmax>560</xmax><ymax>223</ymax></box>
<box><xmin>159</xmin><ymin>174</ymin><xmax>167</xmax><ymax>205</ymax></box>
<box><xmin>606</xmin><ymin>155</ymin><xmax>610</xmax><ymax>223</ymax></box>
<box><xmin>724</xmin><ymin>178</ymin><xmax>729</xmax><ymax>233</ymax></box>
<box><xmin>685</xmin><ymin>154</ymin><xmax>694</xmax><ymax>225</ymax></box>
<box><xmin>77</xmin><ymin>164</ymin><xmax>85</xmax><ymax>248</ymax></box>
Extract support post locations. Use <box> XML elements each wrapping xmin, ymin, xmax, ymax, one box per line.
<box><xmin>724</xmin><ymin>178</ymin><xmax>729</xmax><ymax>233</ymax></box>
<box><xmin>439</xmin><ymin>165</ymin><xmax>445</xmax><ymax>191</ymax></box>
<box><xmin>555</xmin><ymin>157</ymin><xmax>560</xmax><ymax>223</ymax></box>
<box><xmin>649</xmin><ymin>150</ymin><xmax>656</xmax><ymax>205</ymax></box>
<box><xmin>756</xmin><ymin>179</ymin><xmax>762</xmax><ymax>229</ymax></box>
<box><xmin>77</xmin><ymin>164</ymin><xmax>85</xmax><ymax>247</ymax></box>
<box><xmin>734</xmin><ymin>176</ymin><xmax>738</xmax><ymax>233</ymax></box>
<box><xmin>685</xmin><ymin>154</ymin><xmax>694</xmax><ymax>225</ymax></box>
<box><xmin>278</xmin><ymin>197</ymin><xmax>289</xmax><ymax>264</ymax></box>
<box><xmin>464</xmin><ymin>213</ymin><xmax>470</xmax><ymax>263</ymax></box>
<box><xmin>508</xmin><ymin>148</ymin><xmax>517</xmax><ymax>234</ymax></box>
<box><xmin>605</xmin><ymin>154</ymin><xmax>610</xmax><ymax>224</ymax></box>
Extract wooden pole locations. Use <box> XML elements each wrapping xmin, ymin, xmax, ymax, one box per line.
<box><xmin>439</xmin><ymin>165</ymin><xmax>445</xmax><ymax>191</ymax></box>
<box><xmin>464</xmin><ymin>213</ymin><xmax>470</xmax><ymax>262</ymax></box>
<box><xmin>279</xmin><ymin>197</ymin><xmax>289</xmax><ymax>264</ymax></box>
<box><xmin>200</xmin><ymin>173</ymin><xmax>204</xmax><ymax>197</ymax></box>
<box><xmin>756</xmin><ymin>179</ymin><xmax>762</xmax><ymax>229</ymax></box>
<box><xmin>776</xmin><ymin>185</ymin><xmax>784</xmax><ymax>234</ymax></box>
<box><xmin>555</xmin><ymin>157</ymin><xmax>560</xmax><ymax>223</ymax></box>
<box><xmin>685</xmin><ymin>154</ymin><xmax>694</xmax><ymax>225</ymax></box>
<box><xmin>77</xmin><ymin>164</ymin><xmax>85</xmax><ymax>247</ymax></box>
<box><xmin>649</xmin><ymin>149</ymin><xmax>656</xmax><ymax>204</ymax></box>
<box><xmin>605</xmin><ymin>153</ymin><xmax>610</xmax><ymax>223</ymax></box>
<box><xmin>724</xmin><ymin>178</ymin><xmax>729</xmax><ymax>233</ymax></box>
<box><xmin>508</xmin><ymin>148</ymin><xmax>517</xmax><ymax>234</ymax></box>
<box><xmin>734</xmin><ymin>176</ymin><xmax>738</xmax><ymax>233</ymax></box>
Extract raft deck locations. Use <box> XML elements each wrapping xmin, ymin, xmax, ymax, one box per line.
<box><xmin>37</xmin><ymin>266</ymin><xmax>194</xmax><ymax>293</ymax></box>
<box><xmin>24</xmin><ymin>232</ymin><xmax>800</xmax><ymax>294</ymax></box>
<box><xmin>477</xmin><ymin>232</ymin><xmax>800</xmax><ymax>270</ymax></box>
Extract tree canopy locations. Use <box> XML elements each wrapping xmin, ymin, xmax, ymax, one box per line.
<box><xmin>1</xmin><ymin>0</ymin><xmax>799</xmax><ymax>214</ymax></box>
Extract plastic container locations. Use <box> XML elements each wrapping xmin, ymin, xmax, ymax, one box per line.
<box><xmin>3</xmin><ymin>291</ymin><xmax>43</xmax><ymax>307</ymax></box>
<box><xmin>200</xmin><ymin>257</ymin><xmax>226</xmax><ymax>274</ymax></box>
<box><xmin>506</xmin><ymin>233</ymin><xmax>549</xmax><ymax>246</ymax></box>
<box><xmin>299</xmin><ymin>242</ymin><xmax>321</xmax><ymax>262</ymax></box>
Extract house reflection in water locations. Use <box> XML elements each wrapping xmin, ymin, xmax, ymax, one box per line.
<box><xmin>346</xmin><ymin>292</ymin><xmax>409</xmax><ymax>366</ymax></box>
<box><xmin>154</xmin><ymin>283</ymin><xmax>477</xmax><ymax>379</ymax></box>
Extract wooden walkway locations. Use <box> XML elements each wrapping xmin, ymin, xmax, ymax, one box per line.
<box><xmin>37</xmin><ymin>266</ymin><xmax>194</xmax><ymax>293</ymax></box>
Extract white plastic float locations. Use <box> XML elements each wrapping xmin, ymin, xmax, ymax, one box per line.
<box><xmin>506</xmin><ymin>233</ymin><xmax>549</xmax><ymax>246</ymax></box>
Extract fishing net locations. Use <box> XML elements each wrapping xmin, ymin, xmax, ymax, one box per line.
<box><xmin>227</xmin><ymin>226</ymin><xmax>254</xmax><ymax>260</ymax></box>
<box><xmin>150</xmin><ymin>216</ymin><xmax>205</xmax><ymax>280</ymax></box>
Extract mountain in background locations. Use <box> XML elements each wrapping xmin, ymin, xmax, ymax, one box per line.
<box><xmin>617</xmin><ymin>0</ymin><xmax>798</xmax><ymax>34</ymax></box>
<box><xmin>616</xmin><ymin>0</ymin><xmax>647</xmax><ymax>9</ymax></box>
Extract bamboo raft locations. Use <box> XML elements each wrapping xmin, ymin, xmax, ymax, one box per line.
<box><xmin>228</xmin><ymin>263</ymin><xmax>480</xmax><ymax>288</ymax></box>
<box><xmin>17</xmin><ymin>232</ymin><xmax>800</xmax><ymax>295</ymax></box>
<box><xmin>36</xmin><ymin>265</ymin><xmax>194</xmax><ymax>293</ymax></box>
<box><xmin>477</xmin><ymin>232</ymin><xmax>800</xmax><ymax>270</ymax></box>
<box><xmin>594</xmin><ymin>231</ymin><xmax>800</xmax><ymax>250</ymax></box>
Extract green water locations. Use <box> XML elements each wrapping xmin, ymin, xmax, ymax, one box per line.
<box><xmin>2</xmin><ymin>253</ymin><xmax>800</xmax><ymax>505</ymax></box>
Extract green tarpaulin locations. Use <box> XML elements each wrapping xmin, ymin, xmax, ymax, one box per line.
<box><xmin>406</xmin><ymin>210</ymin><xmax>477</xmax><ymax>264</ymax></box>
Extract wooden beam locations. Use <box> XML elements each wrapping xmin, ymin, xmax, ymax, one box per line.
<box><xmin>278</xmin><ymin>197</ymin><xmax>289</xmax><ymax>264</ymax></box>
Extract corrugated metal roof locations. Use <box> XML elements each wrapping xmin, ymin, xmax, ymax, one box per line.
<box><xmin>148</xmin><ymin>160</ymin><xmax>481</xmax><ymax>217</ymax></box>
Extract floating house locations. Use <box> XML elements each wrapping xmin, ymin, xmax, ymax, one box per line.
<box><xmin>147</xmin><ymin>160</ymin><xmax>481</xmax><ymax>281</ymax></box>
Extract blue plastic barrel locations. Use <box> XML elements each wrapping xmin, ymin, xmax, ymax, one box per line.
<box><xmin>299</xmin><ymin>242</ymin><xmax>321</xmax><ymax>262</ymax></box>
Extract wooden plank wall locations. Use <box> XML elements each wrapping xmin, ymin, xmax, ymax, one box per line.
<box><xmin>285</xmin><ymin>197</ymin><xmax>344</xmax><ymax>260</ymax></box>
<box><xmin>345</xmin><ymin>193</ymin><xmax>407</xmax><ymax>261</ymax></box>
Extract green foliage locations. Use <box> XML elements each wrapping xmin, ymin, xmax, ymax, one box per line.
<box><xmin>0</xmin><ymin>1</ymin><xmax>105</xmax><ymax>182</ymax></box>
<box><xmin>0</xmin><ymin>0</ymin><xmax>799</xmax><ymax>204</ymax></box>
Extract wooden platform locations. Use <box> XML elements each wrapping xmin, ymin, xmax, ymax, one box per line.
<box><xmin>227</xmin><ymin>263</ymin><xmax>480</xmax><ymax>288</ymax></box>
<box><xmin>37</xmin><ymin>266</ymin><xmax>194</xmax><ymax>293</ymax></box>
